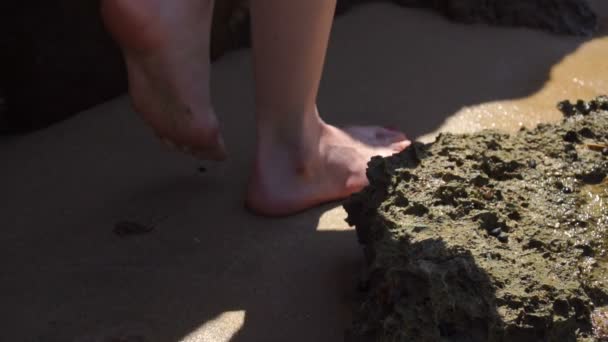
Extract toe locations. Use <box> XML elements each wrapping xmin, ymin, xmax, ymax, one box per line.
<box><xmin>390</xmin><ymin>139</ymin><xmax>411</xmax><ymax>152</ymax></box>
<box><xmin>191</xmin><ymin>135</ymin><xmax>227</xmax><ymax>161</ymax></box>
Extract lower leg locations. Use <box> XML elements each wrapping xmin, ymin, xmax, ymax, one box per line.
<box><xmin>101</xmin><ymin>0</ymin><xmax>226</xmax><ymax>160</ymax></box>
<box><xmin>247</xmin><ymin>0</ymin><xmax>410</xmax><ymax>216</ymax></box>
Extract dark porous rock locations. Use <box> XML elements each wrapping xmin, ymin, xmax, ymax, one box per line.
<box><xmin>392</xmin><ymin>0</ymin><xmax>598</xmax><ymax>36</ymax></box>
<box><xmin>344</xmin><ymin>97</ymin><xmax>608</xmax><ymax>342</ymax></box>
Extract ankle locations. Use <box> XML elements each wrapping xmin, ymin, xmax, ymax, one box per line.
<box><xmin>254</xmin><ymin>108</ymin><xmax>327</xmax><ymax>174</ymax></box>
<box><xmin>256</xmin><ymin>106</ymin><xmax>324</xmax><ymax>144</ymax></box>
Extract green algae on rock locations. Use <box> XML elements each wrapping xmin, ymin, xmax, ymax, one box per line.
<box><xmin>344</xmin><ymin>97</ymin><xmax>608</xmax><ymax>341</ymax></box>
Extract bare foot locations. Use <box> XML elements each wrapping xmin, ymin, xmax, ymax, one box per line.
<box><xmin>101</xmin><ymin>0</ymin><xmax>226</xmax><ymax>160</ymax></box>
<box><xmin>247</xmin><ymin>119</ymin><xmax>410</xmax><ymax>216</ymax></box>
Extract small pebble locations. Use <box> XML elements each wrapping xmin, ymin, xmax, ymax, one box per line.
<box><xmin>528</xmin><ymin>159</ymin><xmax>537</xmax><ymax>168</ymax></box>
<box><xmin>603</xmin><ymin>147</ymin><xmax>608</xmax><ymax>156</ymax></box>
<box><xmin>562</xmin><ymin>187</ymin><xmax>573</xmax><ymax>194</ymax></box>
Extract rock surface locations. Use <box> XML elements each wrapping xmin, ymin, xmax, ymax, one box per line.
<box><xmin>344</xmin><ymin>97</ymin><xmax>608</xmax><ymax>341</ymax></box>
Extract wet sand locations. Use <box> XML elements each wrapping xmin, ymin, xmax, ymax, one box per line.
<box><xmin>1</xmin><ymin>2</ymin><xmax>607</xmax><ymax>341</ymax></box>
<box><xmin>420</xmin><ymin>30</ymin><xmax>608</xmax><ymax>141</ymax></box>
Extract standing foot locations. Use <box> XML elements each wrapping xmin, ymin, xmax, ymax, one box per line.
<box><xmin>247</xmin><ymin>117</ymin><xmax>410</xmax><ymax>216</ymax></box>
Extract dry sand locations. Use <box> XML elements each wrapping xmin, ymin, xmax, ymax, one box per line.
<box><xmin>1</xmin><ymin>2</ymin><xmax>608</xmax><ymax>341</ymax></box>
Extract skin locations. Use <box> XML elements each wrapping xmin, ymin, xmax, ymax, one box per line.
<box><xmin>101</xmin><ymin>0</ymin><xmax>410</xmax><ymax>216</ymax></box>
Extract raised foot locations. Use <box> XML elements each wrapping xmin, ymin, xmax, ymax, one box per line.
<box><xmin>247</xmin><ymin>123</ymin><xmax>410</xmax><ymax>216</ymax></box>
<box><xmin>101</xmin><ymin>0</ymin><xmax>226</xmax><ymax>160</ymax></box>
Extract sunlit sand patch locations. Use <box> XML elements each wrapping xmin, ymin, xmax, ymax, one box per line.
<box><xmin>316</xmin><ymin>206</ymin><xmax>351</xmax><ymax>231</ymax></box>
<box><xmin>419</xmin><ymin>36</ymin><xmax>608</xmax><ymax>143</ymax></box>
<box><xmin>180</xmin><ymin>310</ymin><xmax>245</xmax><ymax>342</ymax></box>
